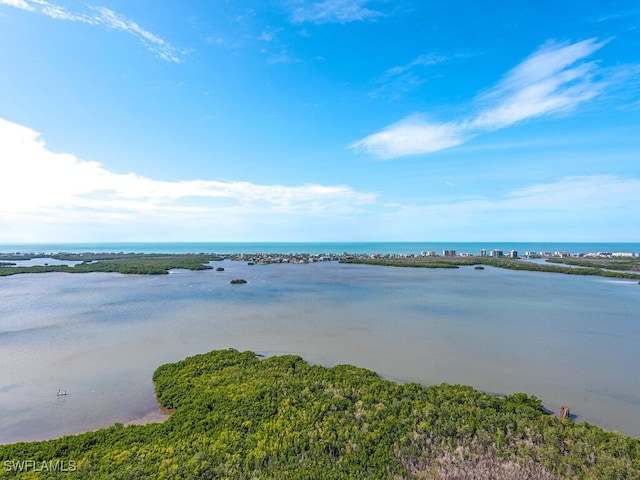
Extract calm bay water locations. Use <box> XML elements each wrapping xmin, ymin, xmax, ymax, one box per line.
<box><xmin>1</xmin><ymin>246</ymin><xmax>639</xmax><ymax>443</ymax></box>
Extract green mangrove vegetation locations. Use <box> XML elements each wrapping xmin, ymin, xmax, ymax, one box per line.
<box><xmin>340</xmin><ymin>256</ymin><xmax>640</xmax><ymax>282</ymax></box>
<box><xmin>1</xmin><ymin>349</ymin><xmax>638</xmax><ymax>479</ymax></box>
<box><xmin>0</xmin><ymin>254</ymin><xmax>222</xmax><ymax>276</ymax></box>
<box><xmin>3</xmin><ymin>252</ymin><xmax>639</xmax><ymax>283</ymax></box>
<box><xmin>545</xmin><ymin>256</ymin><xmax>640</xmax><ymax>271</ymax></box>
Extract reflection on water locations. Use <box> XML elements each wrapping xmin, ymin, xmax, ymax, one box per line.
<box><xmin>0</xmin><ymin>261</ymin><xmax>639</xmax><ymax>443</ymax></box>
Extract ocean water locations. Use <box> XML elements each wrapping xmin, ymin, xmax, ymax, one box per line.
<box><xmin>1</xmin><ymin>241</ymin><xmax>639</xmax><ymax>255</ymax></box>
<box><xmin>1</xmin><ymin>257</ymin><xmax>639</xmax><ymax>443</ymax></box>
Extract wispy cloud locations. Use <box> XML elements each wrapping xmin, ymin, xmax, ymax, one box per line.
<box><xmin>0</xmin><ymin>119</ymin><xmax>377</xmax><ymax>241</ymax></box>
<box><xmin>259</xmin><ymin>28</ymin><xmax>284</xmax><ymax>42</ymax></box>
<box><xmin>370</xmin><ymin>53</ymin><xmax>448</xmax><ymax>100</ymax></box>
<box><xmin>502</xmin><ymin>175</ymin><xmax>640</xmax><ymax>210</ymax></box>
<box><xmin>290</xmin><ymin>0</ymin><xmax>383</xmax><ymax>24</ymax></box>
<box><xmin>0</xmin><ymin>0</ymin><xmax>182</xmax><ymax>62</ymax></box>
<box><xmin>594</xmin><ymin>8</ymin><xmax>640</xmax><ymax>23</ymax></box>
<box><xmin>369</xmin><ymin>54</ymin><xmax>447</xmax><ymax>99</ymax></box>
<box><xmin>471</xmin><ymin>38</ymin><xmax>608</xmax><ymax>130</ymax></box>
<box><xmin>267</xmin><ymin>49</ymin><xmax>303</xmax><ymax>65</ymax></box>
<box><xmin>353</xmin><ymin>38</ymin><xmax>623</xmax><ymax>159</ymax></box>
<box><xmin>0</xmin><ymin>0</ymin><xmax>32</xmax><ymax>9</ymax></box>
<box><xmin>379</xmin><ymin>175</ymin><xmax>640</xmax><ymax>240</ymax></box>
<box><xmin>351</xmin><ymin>114</ymin><xmax>467</xmax><ymax>158</ymax></box>
<box><xmin>259</xmin><ymin>31</ymin><xmax>275</xmax><ymax>42</ymax></box>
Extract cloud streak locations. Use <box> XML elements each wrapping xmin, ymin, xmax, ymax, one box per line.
<box><xmin>471</xmin><ymin>38</ymin><xmax>608</xmax><ymax>130</ymax></box>
<box><xmin>0</xmin><ymin>0</ymin><xmax>182</xmax><ymax>62</ymax></box>
<box><xmin>351</xmin><ymin>115</ymin><xmax>467</xmax><ymax>158</ymax></box>
<box><xmin>379</xmin><ymin>175</ymin><xmax>640</xmax><ymax>240</ymax></box>
<box><xmin>290</xmin><ymin>0</ymin><xmax>383</xmax><ymax>24</ymax></box>
<box><xmin>353</xmin><ymin>38</ymin><xmax>618</xmax><ymax>158</ymax></box>
<box><xmin>370</xmin><ymin>53</ymin><xmax>448</xmax><ymax>100</ymax></box>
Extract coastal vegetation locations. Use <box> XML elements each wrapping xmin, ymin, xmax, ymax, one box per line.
<box><xmin>0</xmin><ymin>254</ymin><xmax>221</xmax><ymax>276</ymax></box>
<box><xmin>3</xmin><ymin>252</ymin><xmax>639</xmax><ymax>284</ymax></box>
<box><xmin>3</xmin><ymin>252</ymin><xmax>640</xmax><ymax>289</ymax></box>
<box><xmin>1</xmin><ymin>349</ymin><xmax>638</xmax><ymax>479</ymax></box>
<box><xmin>545</xmin><ymin>256</ymin><xmax>640</xmax><ymax>271</ymax></box>
<box><xmin>340</xmin><ymin>256</ymin><xmax>640</xmax><ymax>282</ymax></box>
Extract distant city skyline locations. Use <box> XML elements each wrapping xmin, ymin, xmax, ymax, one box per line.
<box><xmin>2</xmin><ymin>241</ymin><xmax>639</xmax><ymax>258</ymax></box>
<box><xmin>1</xmin><ymin>1</ymin><xmax>639</xmax><ymax>242</ymax></box>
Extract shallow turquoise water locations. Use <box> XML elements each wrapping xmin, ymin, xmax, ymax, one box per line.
<box><xmin>1</xmin><ymin>241</ymin><xmax>639</xmax><ymax>255</ymax></box>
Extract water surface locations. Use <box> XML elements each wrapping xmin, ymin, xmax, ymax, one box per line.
<box><xmin>1</xmin><ymin>260</ymin><xmax>638</xmax><ymax>442</ymax></box>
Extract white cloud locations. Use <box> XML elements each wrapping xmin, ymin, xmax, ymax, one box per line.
<box><xmin>350</xmin><ymin>115</ymin><xmax>467</xmax><ymax>158</ymax></box>
<box><xmin>354</xmin><ymin>38</ymin><xmax>620</xmax><ymax>159</ymax></box>
<box><xmin>378</xmin><ymin>175</ymin><xmax>640</xmax><ymax>240</ymax></box>
<box><xmin>291</xmin><ymin>0</ymin><xmax>383</xmax><ymax>24</ymax></box>
<box><xmin>0</xmin><ymin>119</ymin><xmax>378</xmax><ymax>241</ymax></box>
<box><xmin>0</xmin><ymin>0</ymin><xmax>181</xmax><ymax>62</ymax></box>
<box><xmin>91</xmin><ymin>6</ymin><xmax>181</xmax><ymax>63</ymax></box>
<box><xmin>472</xmin><ymin>38</ymin><xmax>608</xmax><ymax>129</ymax></box>
<box><xmin>0</xmin><ymin>0</ymin><xmax>32</xmax><ymax>10</ymax></box>
<box><xmin>2</xmin><ymin>118</ymin><xmax>636</xmax><ymax>242</ymax></box>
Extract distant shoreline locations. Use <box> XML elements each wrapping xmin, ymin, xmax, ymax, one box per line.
<box><xmin>2</xmin><ymin>251</ymin><xmax>639</xmax><ymax>282</ymax></box>
<box><xmin>1</xmin><ymin>241</ymin><xmax>639</xmax><ymax>256</ymax></box>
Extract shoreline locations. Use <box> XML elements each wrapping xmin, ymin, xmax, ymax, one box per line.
<box><xmin>3</xmin><ymin>349</ymin><xmax>637</xmax><ymax>478</ymax></box>
<box><xmin>124</xmin><ymin>410</ymin><xmax>171</xmax><ymax>427</ymax></box>
<box><xmin>2</xmin><ymin>353</ymin><xmax>635</xmax><ymax>446</ymax></box>
<box><xmin>2</xmin><ymin>251</ymin><xmax>639</xmax><ymax>282</ymax></box>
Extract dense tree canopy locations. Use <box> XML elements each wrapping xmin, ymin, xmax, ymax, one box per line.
<box><xmin>0</xmin><ymin>254</ymin><xmax>221</xmax><ymax>276</ymax></box>
<box><xmin>1</xmin><ymin>349</ymin><xmax>638</xmax><ymax>479</ymax></box>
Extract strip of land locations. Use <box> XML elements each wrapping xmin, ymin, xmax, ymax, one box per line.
<box><xmin>339</xmin><ymin>255</ymin><xmax>640</xmax><ymax>282</ymax></box>
<box><xmin>1</xmin><ymin>251</ymin><xmax>639</xmax><ymax>284</ymax></box>
<box><xmin>0</xmin><ymin>253</ymin><xmax>222</xmax><ymax>276</ymax></box>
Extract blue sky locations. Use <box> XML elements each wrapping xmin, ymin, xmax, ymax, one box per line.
<box><xmin>1</xmin><ymin>0</ymin><xmax>639</xmax><ymax>242</ymax></box>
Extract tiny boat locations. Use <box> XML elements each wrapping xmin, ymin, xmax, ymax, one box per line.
<box><xmin>57</xmin><ymin>389</ymin><xmax>67</xmax><ymax>396</ymax></box>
